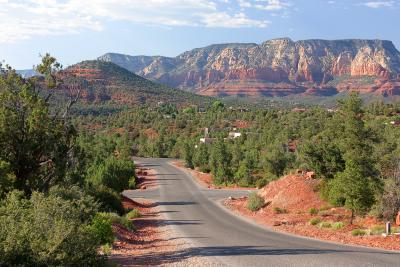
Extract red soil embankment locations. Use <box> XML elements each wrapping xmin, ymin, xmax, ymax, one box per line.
<box><xmin>225</xmin><ymin>173</ymin><xmax>400</xmax><ymax>251</ymax></box>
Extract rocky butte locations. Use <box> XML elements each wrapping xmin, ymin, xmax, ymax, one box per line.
<box><xmin>99</xmin><ymin>38</ymin><xmax>400</xmax><ymax>97</ymax></box>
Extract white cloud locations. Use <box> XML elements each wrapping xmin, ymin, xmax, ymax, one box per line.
<box><xmin>0</xmin><ymin>0</ymin><xmax>284</xmax><ymax>43</ymax></box>
<box><xmin>238</xmin><ymin>0</ymin><xmax>291</xmax><ymax>11</ymax></box>
<box><xmin>362</xmin><ymin>1</ymin><xmax>394</xmax><ymax>8</ymax></box>
<box><xmin>201</xmin><ymin>12</ymin><xmax>269</xmax><ymax>28</ymax></box>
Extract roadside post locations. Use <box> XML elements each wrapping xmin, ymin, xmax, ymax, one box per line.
<box><xmin>386</xmin><ymin>221</ymin><xmax>391</xmax><ymax>235</ymax></box>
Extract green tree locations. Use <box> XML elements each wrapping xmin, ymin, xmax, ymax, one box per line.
<box><xmin>0</xmin><ymin>64</ymin><xmax>76</xmax><ymax>195</ymax></box>
<box><xmin>326</xmin><ymin>93</ymin><xmax>379</xmax><ymax>223</ymax></box>
<box><xmin>193</xmin><ymin>143</ymin><xmax>209</xmax><ymax>172</ymax></box>
<box><xmin>183</xmin><ymin>140</ymin><xmax>194</xmax><ymax>169</ymax></box>
<box><xmin>209</xmin><ymin>139</ymin><xmax>231</xmax><ymax>184</ymax></box>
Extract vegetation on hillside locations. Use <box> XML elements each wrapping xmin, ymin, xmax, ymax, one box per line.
<box><xmin>77</xmin><ymin>93</ymin><xmax>400</xmax><ymax>224</ymax></box>
<box><xmin>0</xmin><ymin>57</ymin><xmax>137</xmax><ymax>266</ymax></box>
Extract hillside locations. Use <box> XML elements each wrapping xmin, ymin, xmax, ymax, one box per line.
<box><xmin>52</xmin><ymin>60</ymin><xmax>210</xmax><ymax>113</ymax></box>
<box><xmin>99</xmin><ymin>38</ymin><xmax>400</xmax><ymax>98</ymax></box>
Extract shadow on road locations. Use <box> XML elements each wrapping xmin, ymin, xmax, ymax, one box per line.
<box><xmin>113</xmin><ymin>245</ymin><xmax>399</xmax><ymax>266</ymax></box>
<box><xmin>156</xmin><ymin>201</ymin><xmax>197</xmax><ymax>206</ymax></box>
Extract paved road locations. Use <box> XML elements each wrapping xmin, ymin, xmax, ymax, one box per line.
<box><xmin>124</xmin><ymin>158</ymin><xmax>400</xmax><ymax>267</ymax></box>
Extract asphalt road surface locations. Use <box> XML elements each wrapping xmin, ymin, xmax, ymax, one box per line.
<box><xmin>124</xmin><ymin>157</ymin><xmax>400</xmax><ymax>267</ymax></box>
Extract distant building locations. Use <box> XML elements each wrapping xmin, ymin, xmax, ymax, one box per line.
<box><xmin>200</xmin><ymin>138</ymin><xmax>216</xmax><ymax>144</ymax></box>
<box><xmin>228</xmin><ymin>132</ymin><xmax>242</xmax><ymax>139</ymax></box>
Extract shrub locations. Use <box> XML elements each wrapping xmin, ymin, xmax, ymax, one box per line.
<box><xmin>370</xmin><ymin>225</ymin><xmax>385</xmax><ymax>235</ymax></box>
<box><xmin>101</xmin><ymin>243</ymin><xmax>112</xmax><ymax>255</ymax></box>
<box><xmin>255</xmin><ymin>178</ymin><xmax>268</xmax><ymax>189</ymax></box>
<box><xmin>309</xmin><ymin>217</ymin><xmax>322</xmax><ymax>225</ymax></box>
<box><xmin>89</xmin><ymin>185</ymin><xmax>125</xmax><ymax>215</ymax></box>
<box><xmin>126</xmin><ymin>209</ymin><xmax>141</xmax><ymax>219</ymax></box>
<box><xmin>332</xmin><ymin>222</ymin><xmax>345</xmax><ymax>230</ymax></box>
<box><xmin>246</xmin><ymin>192</ymin><xmax>265</xmax><ymax>211</ymax></box>
<box><xmin>273</xmin><ymin>207</ymin><xmax>288</xmax><ymax>214</ymax></box>
<box><xmin>128</xmin><ymin>178</ymin><xmax>136</xmax><ymax>189</ymax></box>
<box><xmin>98</xmin><ymin>212</ymin><xmax>135</xmax><ymax>231</ymax></box>
<box><xmin>89</xmin><ymin>156</ymin><xmax>135</xmax><ymax>193</ymax></box>
<box><xmin>0</xmin><ymin>191</ymin><xmax>104</xmax><ymax>267</ymax></box>
<box><xmin>318</xmin><ymin>221</ymin><xmax>332</xmax><ymax>228</ymax></box>
<box><xmin>309</xmin><ymin>207</ymin><xmax>318</xmax><ymax>215</ymax></box>
<box><xmin>87</xmin><ymin>213</ymin><xmax>114</xmax><ymax>245</ymax></box>
<box><xmin>351</xmin><ymin>229</ymin><xmax>367</xmax><ymax>236</ymax></box>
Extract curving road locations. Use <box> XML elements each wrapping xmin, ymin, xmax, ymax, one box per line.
<box><xmin>124</xmin><ymin>157</ymin><xmax>400</xmax><ymax>267</ymax></box>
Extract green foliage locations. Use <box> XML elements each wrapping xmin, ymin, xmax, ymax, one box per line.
<box><xmin>0</xmin><ymin>190</ymin><xmax>103</xmax><ymax>267</ymax></box>
<box><xmin>262</xmin><ymin>143</ymin><xmax>293</xmax><ymax>177</ymax></box>
<box><xmin>128</xmin><ymin>177</ymin><xmax>137</xmax><ymax>189</ymax></box>
<box><xmin>0</xmin><ymin>160</ymin><xmax>15</xmax><ymax>198</ymax></box>
<box><xmin>88</xmin><ymin>185</ymin><xmax>125</xmax><ymax>215</ymax></box>
<box><xmin>209</xmin><ymin>139</ymin><xmax>231</xmax><ymax>185</ymax></box>
<box><xmin>369</xmin><ymin>225</ymin><xmax>385</xmax><ymax>235</ymax></box>
<box><xmin>234</xmin><ymin>162</ymin><xmax>252</xmax><ymax>187</ymax></box>
<box><xmin>101</xmin><ymin>243</ymin><xmax>112</xmax><ymax>256</ymax></box>
<box><xmin>371</xmin><ymin>168</ymin><xmax>400</xmax><ymax>220</ymax></box>
<box><xmin>309</xmin><ymin>207</ymin><xmax>318</xmax><ymax>215</ymax></box>
<box><xmin>273</xmin><ymin>207</ymin><xmax>288</xmax><ymax>214</ymax></box>
<box><xmin>246</xmin><ymin>192</ymin><xmax>265</xmax><ymax>211</ymax></box>
<box><xmin>97</xmin><ymin>212</ymin><xmax>135</xmax><ymax>231</ymax></box>
<box><xmin>351</xmin><ymin>229</ymin><xmax>367</xmax><ymax>236</ymax></box>
<box><xmin>309</xmin><ymin>217</ymin><xmax>322</xmax><ymax>225</ymax></box>
<box><xmin>89</xmin><ymin>156</ymin><xmax>135</xmax><ymax>193</ymax></box>
<box><xmin>332</xmin><ymin>222</ymin><xmax>345</xmax><ymax>230</ymax></box>
<box><xmin>183</xmin><ymin>140</ymin><xmax>194</xmax><ymax>169</ymax></box>
<box><xmin>255</xmin><ymin>178</ymin><xmax>269</xmax><ymax>189</ymax></box>
<box><xmin>0</xmin><ymin>65</ymin><xmax>77</xmax><ymax>195</ymax></box>
<box><xmin>126</xmin><ymin>209</ymin><xmax>141</xmax><ymax>219</ymax></box>
<box><xmin>318</xmin><ymin>221</ymin><xmax>332</xmax><ymax>228</ymax></box>
<box><xmin>193</xmin><ymin>143</ymin><xmax>209</xmax><ymax>171</ymax></box>
<box><xmin>87</xmin><ymin>213</ymin><xmax>114</xmax><ymax>245</ymax></box>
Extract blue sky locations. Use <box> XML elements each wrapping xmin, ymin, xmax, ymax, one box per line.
<box><xmin>0</xmin><ymin>0</ymin><xmax>399</xmax><ymax>69</ymax></box>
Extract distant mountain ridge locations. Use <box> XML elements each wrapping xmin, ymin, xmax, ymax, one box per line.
<box><xmin>99</xmin><ymin>38</ymin><xmax>400</xmax><ymax>97</ymax></box>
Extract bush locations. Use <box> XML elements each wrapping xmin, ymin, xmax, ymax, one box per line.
<box><xmin>309</xmin><ymin>207</ymin><xmax>318</xmax><ymax>215</ymax></box>
<box><xmin>392</xmin><ymin>227</ymin><xmax>400</xmax><ymax>234</ymax></box>
<box><xmin>309</xmin><ymin>217</ymin><xmax>322</xmax><ymax>225</ymax></box>
<box><xmin>351</xmin><ymin>229</ymin><xmax>367</xmax><ymax>236</ymax></box>
<box><xmin>255</xmin><ymin>178</ymin><xmax>268</xmax><ymax>189</ymax></box>
<box><xmin>128</xmin><ymin>177</ymin><xmax>136</xmax><ymax>189</ymax></box>
<box><xmin>126</xmin><ymin>209</ymin><xmax>141</xmax><ymax>219</ymax></box>
<box><xmin>98</xmin><ymin>212</ymin><xmax>135</xmax><ymax>231</ymax></box>
<box><xmin>89</xmin><ymin>156</ymin><xmax>135</xmax><ymax>193</ymax></box>
<box><xmin>332</xmin><ymin>222</ymin><xmax>345</xmax><ymax>230</ymax></box>
<box><xmin>318</xmin><ymin>221</ymin><xmax>332</xmax><ymax>228</ymax></box>
<box><xmin>370</xmin><ymin>225</ymin><xmax>385</xmax><ymax>235</ymax></box>
<box><xmin>101</xmin><ymin>243</ymin><xmax>112</xmax><ymax>256</ymax></box>
<box><xmin>0</xmin><ymin>191</ymin><xmax>104</xmax><ymax>267</ymax></box>
<box><xmin>87</xmin><ymin>213</ymin><xmax>114</xmax><ymax>245</ymax></box>
<box><xmin>89</xmin><ymin>185</ymin><xmax>125</xmax><ymax>215</ymax></box>
<box><xmin>246</xmin><ymin>192</ymin><xmax>265</xmax><ymax>211</ymax></box>
<box><xmin>273</xmin><ymin>207</ymin><xmax>288</xmax><ymax>214</ymax></box>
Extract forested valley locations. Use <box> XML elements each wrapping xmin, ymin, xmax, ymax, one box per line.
<box><xmin>1</xmin><ymin>55</ymin><xmax>400</xmax><ymax>266</ymax></box>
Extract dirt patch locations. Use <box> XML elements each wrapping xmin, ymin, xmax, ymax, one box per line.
<box><xmin>224</xmin><ymin>174</ymin><xmax>400</xmax><ymax>251</ymax></box>
<box><xmin>172</xmin><ymin>160</ymin><xmax>255</xmax><ymax>191</ymax></box>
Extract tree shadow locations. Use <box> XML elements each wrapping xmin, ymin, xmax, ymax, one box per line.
<box><xmin>112</xmin><ymin>245</ymin><xmax>400</xmax><ymax>266</ymax></box>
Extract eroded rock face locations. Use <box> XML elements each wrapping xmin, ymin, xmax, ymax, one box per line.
<box><xmin>99</xmin><ymin>39</ymin><xmax>400</xmax><ymax>97</ymax></box>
